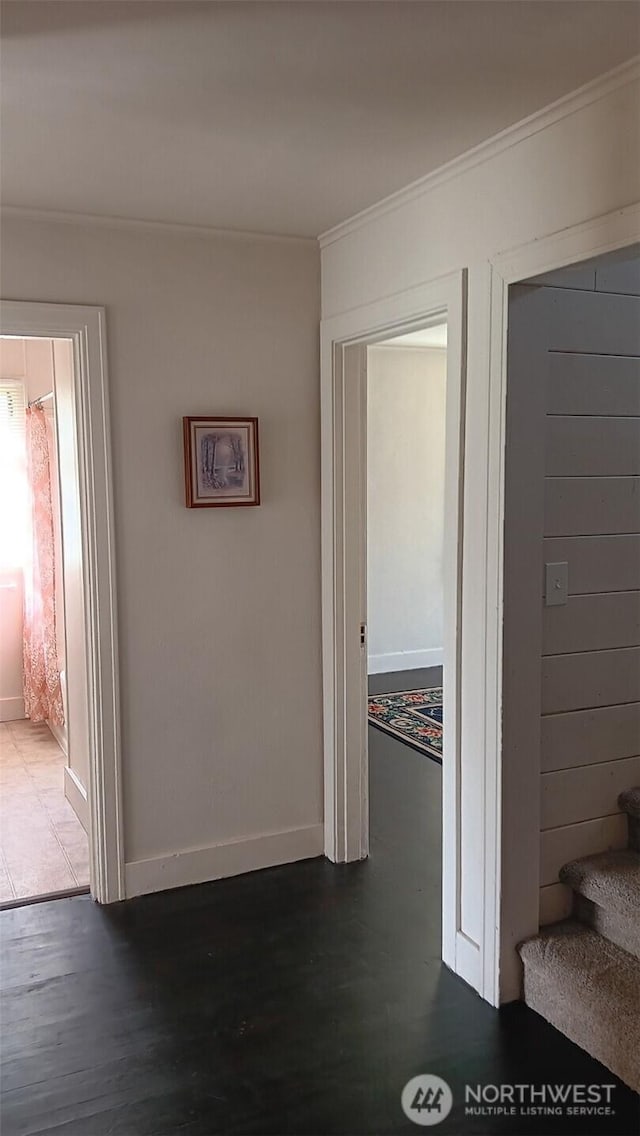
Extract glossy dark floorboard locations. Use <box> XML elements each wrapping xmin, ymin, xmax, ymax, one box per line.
<box><xmin>2</xmin><ymin>688</ymin><xmax>638</xmax><ymax>1135</ymax></box>
<box><xmin>368</xmin><ymin>666</ymin><xmax>442</xmax><ymax>697</ymax></box>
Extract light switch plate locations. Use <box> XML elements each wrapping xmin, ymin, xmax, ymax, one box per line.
<box><xmin>545</xmin><ymin>562</ymin><xmax>569</xmax><ymax>606</ymax></box>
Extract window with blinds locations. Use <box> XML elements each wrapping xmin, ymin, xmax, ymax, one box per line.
<box><xmin>0</xmin><ymin>379</ymin><xmax>29</xmax><ymax>570</ymax></box>
<box><xmin>0</xmin><ymin>380</ymin><xmax>27</xmax><ymax>439</ymax></box>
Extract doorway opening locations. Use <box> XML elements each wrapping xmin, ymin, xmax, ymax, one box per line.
<box><xmin>366</xmin><ymin>325</ymin><xmax>447</xmax><ymax>932</ymax></box>
<box><xmin>0</xmin><ymin>301</ymin><xmax>124</xmax><ymax>908</ymax></box>
<box><xmin>321</xmin><ymin>269</ymin><xmax>466</xmax><ymax>983</ymax></box>
<box><xmin>0</xmin><ymin>335</ymin><xmax>90</xmax><ymax>907</ymax></box>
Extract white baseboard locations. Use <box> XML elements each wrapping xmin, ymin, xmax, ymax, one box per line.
<box><xmin>125</xmin><ymin>823</ymin><xmax>325</xmax><ymax>899</ymax></box>
<box><xmin>367</xmin><ymin>648</ymin><xmax>443</xmax><ymax>675</ymax></box>
<box><xmin>0</xmin><ymin>697</ymin><xmax>25</xmax><ymax>723</ymax></box>
<box><xmin>48</xmin><ymin>718</ymin><xmax>68</xmax><ymax>757</ymax></box>
<box><xmin>64</xmin><ymin>764</ymin><xmax>88</xmax><ymax>832</ymax></box>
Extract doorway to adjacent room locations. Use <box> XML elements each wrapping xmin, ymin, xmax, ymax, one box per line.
<box><xmin>0</xmin><ymin>335</ymin><xmax>91</xmax><ymax>905</ymax></box>
<box><xmin>366</xmin><ymin>324</ymin><xmax>447</xmax><ymax>943</ymax></box>
<box><xmin>0</xmin><ymin>301</ymin><xmax>124</xmax><ymax>909</ymax></box>
<box><xmin>321</xmin><ymin>269</ymin><xmax>466</xmax><ymax>983</ymax></box>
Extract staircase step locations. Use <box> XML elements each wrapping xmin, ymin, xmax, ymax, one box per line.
<box><xmin>519</xmin><ymin>921</ymin><xmax>640</xmax><ymax>1090</ymax></box>
<box><xmin>619</xmin><ymin>787</ymin><xmax>640</xmax><ymax>851</ymax></box>
<box><xmin>559</xmin><ymin>849</ymin><xmax>640</xmax><ymax>959</ymax></box>
<box><xmin>560</xmin><ymin>849</ymin><xmax>640</xmax><ymax>913</ymax></box>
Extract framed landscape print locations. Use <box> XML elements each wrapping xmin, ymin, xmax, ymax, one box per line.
<box><xmin>183</xmin><ymin>416</ymin><xmax>260</xmax><ymax>508</ymax></box>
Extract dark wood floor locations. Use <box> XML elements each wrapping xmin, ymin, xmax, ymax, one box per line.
<box><xmin>368</xmin><ymin>664</ymin><xmax>443</xmax><ymax>698</ymax></box>
<box><xmin>2</xmin><ymin>670</ymin><xmax>638</xmax><ymax>1135</ymax></box>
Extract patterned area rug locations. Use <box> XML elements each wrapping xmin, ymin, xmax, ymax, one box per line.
<box><xmin>368</xmin><ymin>687</ymin><xmax>443</xmax><ymax>763</ymax></box>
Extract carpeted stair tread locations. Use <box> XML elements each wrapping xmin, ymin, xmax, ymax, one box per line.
<box><xmin>559</xmin><ymin>848</ymin><xmax>640</xmax><ymax>916</ymax></box>
<box><xmin>519</xmin><ymin>921</ymin><xmax>640</xmax><ymax>1089</ymax></box>
<box><xmin>618</xmin><ymin>787</ymin><xmax>640</xmax><ymax>819</ymax></box>
<box><xmin>519</xmin><ymin>920</ymin><xmax>639</xmax><ymax>985</ymax></box>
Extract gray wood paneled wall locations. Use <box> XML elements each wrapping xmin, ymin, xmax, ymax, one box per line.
<box><xmin>526</xmin><ymin>250</ymin><xmax>640</xmax><ymax>924</ymax></box>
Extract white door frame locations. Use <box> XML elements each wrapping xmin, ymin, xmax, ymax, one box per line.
<box><xmin>0</xmin><ymin>300</ymin><xmax>124</xmax><ymax>904</ymax></box>
<box><xmin>320</xmin><ymin>269</ymin><xmax>467</xmax><ymax>979</ymax></box>
<box><xmin>322</xmin><ymin>202</ymin><xmax>640</xmax><ymax>1006</ymax></box>
<box><xmin>488</xmin><ymin>201</ymin><xmax>640</xmax><ymax>1002</ymax></box>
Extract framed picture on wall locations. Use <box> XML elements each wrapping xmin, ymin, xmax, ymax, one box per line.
<box><xmin>183</xmin><ymin>416</ymin><xmax>260</xmax><ymax>508</ymax></box>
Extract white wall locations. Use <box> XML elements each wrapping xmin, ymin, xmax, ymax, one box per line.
<box><xmin>0</xmin><ymin>217</ymin><xmax>323</xmax><ymax>889</ymax></box>
<box><xmin>320</xmin><ymin>66</ymin><xmax>640</xmax><ymax>997</ymax></box>
<box><xmin>52</xmin><ymin>335</ymin><xmax>90</xmax><ymax>826</ymax></box>
<box><xmin>23</xmin><ymin>337</ymin><xmax>55</xmax><ymax>401</ymax></box>
<box><xmin>0</xmin><ymin>567</ymin><xmax>24</xmax><ymax>721</ymax></box>
<box><xmin>367</xmin><ymin>346</ymin><xmax>446</xmax><ymax>674</ymax></box>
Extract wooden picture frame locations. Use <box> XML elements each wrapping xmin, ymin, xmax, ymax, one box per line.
<box><xmin>183</xmin><ymin>416</ymin><xmax>260</xmax><ymax>508</ymax></box>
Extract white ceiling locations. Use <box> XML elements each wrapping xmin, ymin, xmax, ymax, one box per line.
<box><xmin>2</xmin><ymin>1</ymin><xmax>639</xmax><ymax>238</ymax></box>
<box><xmin>378</xmin><ymin>325</ymin><xmax>447</xmax><ymax>349</ymax></box>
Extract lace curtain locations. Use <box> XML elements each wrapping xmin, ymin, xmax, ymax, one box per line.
<box><xmin>23</xmin><ymin>405</ymin><xmax>64</xmax><ymax>725</ymax></box>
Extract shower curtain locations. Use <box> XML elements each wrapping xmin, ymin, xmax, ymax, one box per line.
<box><xmin>23</xmin><ymin>405</ymin><xmax>64</xmax><ymax>725</ymax></box>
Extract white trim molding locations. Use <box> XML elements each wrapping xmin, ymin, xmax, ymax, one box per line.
<box><xmin>0</xmin><ymin>698</ymin><xmax>25</xmax><ymax>723</ymax></box>
<box><xmin>125</xmin><ymin>824</ymin><xmax>324</xmax><ymax>898</ymax></box>
<box><xmin>48</xmin><ymin>717</ymin><xmax>68</xmax><ymax>757</ymax></box>
<box><xmin>0</xmin><ymin>300</ymin><xmax>124</xmax><ymax>903</ymax></box>
<box><xmin>320</xmin><ymin>56</ymin><xmax>640</xmax><ymax>248</ymax></box>
<box><xmin>0</xmin><ymin>205</ymin><xmax>314</xmax><ymax>246</ymax></box>
<box><xmin>321</xmin><ymin>270</ymin><xmax>469</xmax><ymax>985</ymax></box>
<box><xmin>64</xmin><ymin>765</ymin><xmax>89</xmax><ymax>832</ymax></box>
<box><xmin>367</xmin><ymin>648</ymin><xmax>443</xmax><ymax>675</ymax></box>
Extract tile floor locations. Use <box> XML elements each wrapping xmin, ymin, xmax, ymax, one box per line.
<box><xmin>0</xmin><ymin>719</ymin><xmax>89</xmax><ymax>904</ymax></box>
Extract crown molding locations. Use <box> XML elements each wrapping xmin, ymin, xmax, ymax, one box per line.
<box><xmin>3</xmin><ymin>55</ymin><xmax>638</xmax><ymax>251</ymax></box>
<box><xmin>0</xmin><ymin>205</ymin><xmax>316</xmax><ymax>246</ymax></box>
<box><xmin>319</xmin><ymin>55</ymin><xmax>640</xmax><ymax>250</ymax></box>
